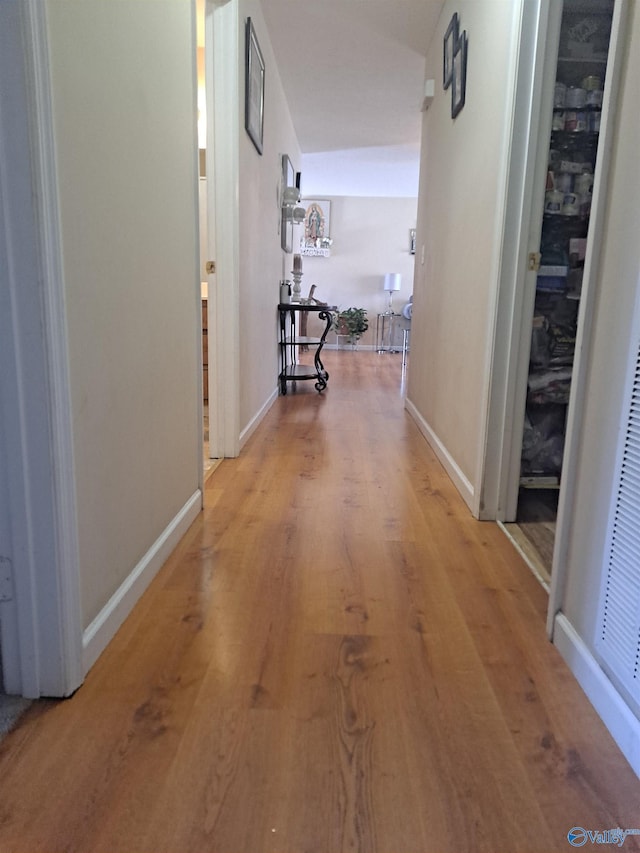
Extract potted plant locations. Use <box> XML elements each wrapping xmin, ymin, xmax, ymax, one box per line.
<box><xmin>331</xmin><ymin>307</ymin><xmax>369</xmax><ymax>347</ymax></box>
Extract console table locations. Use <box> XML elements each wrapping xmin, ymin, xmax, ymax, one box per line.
<box><xmin>278</xmin><ymin>303</ymin><xmax>336</xmax><ymax>394</ymax></box>
<box><xmin>376</xmin><ymin>312</ymin><xmax>402</xmax><ymax>353</ymax></box>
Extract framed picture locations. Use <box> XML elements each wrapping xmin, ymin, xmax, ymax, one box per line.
<box><xmin>281</xmin><ymin>154</ymin><xmax>295</xmax><ymax>252</ymax></box>
<box><xmin>300</xmin><ymin>199</ymin><xmax>332</xmax><ymax>257</ymax></box>
<box><xmin>443</xmin><ymin>13</ymin><xmax>458</xmax><ymax>89</ymax></box>
<box><xmin>451</xmin><ymin>30</ymin><xmax>468</xmax><ymax>119</ymax></box>
<box><xmin>245</xmin><ymin>18</ymin><xmax>265</xmax><ymax>154</ymax></box>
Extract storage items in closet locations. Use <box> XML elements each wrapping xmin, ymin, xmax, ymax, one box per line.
<box><xmin>521</xmin><ymin>1</ymin><xmax>613</xmax><ymax>483</ymax></box>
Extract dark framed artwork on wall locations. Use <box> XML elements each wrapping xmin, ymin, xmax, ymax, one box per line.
<box><xmin>451</xmin><ymin>30</ymin><xmax>468</xmax><ymax>119</ymax></box>
<box><xmin>443</xmin><ymin>12</ymin><xmax>458</xmax><ymax>89</ymax></box>
<box><xmin>245</xmin><ymin>18</ymin><xmax>265</xmax><ymax>154</ymax></box>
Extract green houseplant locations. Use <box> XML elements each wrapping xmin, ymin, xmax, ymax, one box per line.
<box><xmin>331</xmin><ymin>307</ymin><xmax>369</xmax><ymax>346</ymax></box>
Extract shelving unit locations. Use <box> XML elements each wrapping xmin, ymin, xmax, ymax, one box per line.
<box><xmin>278</xmin><ymin>303</ymin><xmax>336</xmax><ymax>395</ymax></box>
<box><xmin>520</xmin><ymin>0</ymin><xmax>612</xmax><ymax>490</ymax></box>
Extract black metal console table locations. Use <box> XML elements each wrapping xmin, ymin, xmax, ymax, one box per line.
<box><xmin>278</xmin><ymin>303</ymin><xmax>336</xmax><ymax>394</ymax></box>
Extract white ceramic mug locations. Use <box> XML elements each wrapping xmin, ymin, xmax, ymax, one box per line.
<box><xmin>562</xmin><ymin>193</ymin><xmax>580</xmax><ymax>216</ymax></box>
<box><xmin>556</xmin><ymin>172</ymin><xmax>573</xmax><ymax>193</ymax></box>
<box><xmin>575</xmin><ymin>173</ymin><xmax>593</xmax><ymax>195</ymax></box>
<box><xmin>545</xmin><ymin>190</ymin><xmax>563</xmax><ymax>214</ymax></box>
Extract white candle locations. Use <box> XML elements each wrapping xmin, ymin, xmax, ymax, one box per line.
<box><xmin>293</xmin><ymin>254</ymin><xmax>302</xmax><ymax>273</ymax></box>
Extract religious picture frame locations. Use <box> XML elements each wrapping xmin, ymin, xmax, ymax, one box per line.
<box><xmin>300</xmin><ymin>199</ymin><xmax>332</xmax><ymax>257</ymax></box>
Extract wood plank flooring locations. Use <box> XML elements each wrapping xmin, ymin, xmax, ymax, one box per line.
<box><xmin>1</xmin><ymin>351</ymin><xmax>639</xmax><ymax>853</ymax></box>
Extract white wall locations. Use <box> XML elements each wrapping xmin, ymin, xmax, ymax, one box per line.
<box><xmin>298</xmin><ymin>196</ymin><xmax>416</xmax><ymax>348</ymax></box>
<box><xmin>237</xmin><ymin>1</ymin><xmax>302</xmax><ymax>433</ymax></box>
<box><xmin>45</xmin><ymin>1</ymin><xmax>201</xmax><ymax>627</ymax></box>
<box><xmin>406</xmin><ymin>0</ymin><xmax>521</xmax><ymax>510</ymax></box>
<box><xmin>302</xmin><ymin>145</ymin><xmax>420</xmax><ymax>198</ymax></box>
<box><xmin>560</xmin><ymin>1</ymin><xmax>640</xmax><ymax>647</ymax></box>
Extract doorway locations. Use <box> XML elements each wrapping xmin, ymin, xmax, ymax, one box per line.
<box><xmin>506</xmin><ymin>0</ymin><xmax>614</xmax><ymax>583</ymax></box>
<box><xmin>197</xmin><ymin>2</ymin><xmax>215</xmax><ymax>477</ymax></box>
<box><xmin>480</xmin><ymin>0</ymin><xmax>625</xmax><ymax>614</ymax></box>
<box><xmin>196</xmin><ymin>0</ymin><xmax>241</xmax><ymax>472</ymax></box>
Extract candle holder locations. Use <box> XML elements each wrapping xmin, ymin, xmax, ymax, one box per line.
<box><xmin>291</xmin><ymin>270</ymin><xmax>303</xmax><ymax>302</ymax></box>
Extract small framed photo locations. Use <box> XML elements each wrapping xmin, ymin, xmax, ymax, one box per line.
<box><xmin>451</xmin><ymin>30</ymin><xmax>468</xmax><ymax>119</ymax></box>
<box><xmin>443</xmin><ymin>13</ymin><xmax>458</xmax><ymax>89</ymax></box>
<box><xmin>245</xmin><ymin>18</ymin><xmax>265</xmax><ymax>155</ymax></box>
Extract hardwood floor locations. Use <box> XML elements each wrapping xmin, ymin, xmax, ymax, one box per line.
<box><xmin>0</xmin><ymin>351</ymin><xmax>638</xmax><ymax>853</ymax></box>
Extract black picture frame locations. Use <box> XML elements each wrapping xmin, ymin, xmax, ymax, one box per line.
<box><xmin>451</xmin><ymin>30</ymin><xmax>468</xmax><ymax>119</ymax></box>
<box><xmin>443</xmin><ymin>13</ymin><xmax>458</xmax><ymax>89</ymax></box>
<box><xmin>281</xmin><ymin>154</ymin><xmax>295</xmax><ymax>252</ymax></box>
<box><xmin>245</xmin><ymin>18</ymin><xmax>265</xmax><ymax>155</ymax></box>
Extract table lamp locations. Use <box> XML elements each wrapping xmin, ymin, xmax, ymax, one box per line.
<box><xmin>383</xmin><ymin>273</ymin><xmax>402</xmax><ymax>313</ymax></box>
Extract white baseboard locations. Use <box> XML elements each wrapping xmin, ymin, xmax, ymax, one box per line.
<box><xmin>553</xmin><ymin>613</ymin><xmax>640</xmax><ymax>779</ymax></box>
<box><xmin>404</xmin><ymin>396</ymin><xmax>475</xmax><ymax>512</ymax></box>
<box><xmin>240</xmin><ymin>388</ymin><xmax>278</xmax><ymax>450</ymax></box>
<box><xmin>82</xmin><ymin>490</ymin><xmax>201</xmax><ymax>673</ymax></box>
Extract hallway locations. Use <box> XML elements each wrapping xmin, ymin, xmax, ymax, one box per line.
<box><xmin>0</xmin><ymin>352</ymin><xmax>638</xmax><ymax>853</ymax></box>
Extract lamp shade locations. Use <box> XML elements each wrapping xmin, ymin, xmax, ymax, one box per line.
<box><xmin>383</xmin><ymin>273</ymin><xmax>402</xmax><ymax>292</ymax></box>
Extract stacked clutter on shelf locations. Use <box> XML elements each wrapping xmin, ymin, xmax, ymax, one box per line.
<box><xmin>522</xmin><ymin>295</ymin><xmax>578</xmax><ymax>478</ymax></box>
<box><xmin>540</xmin><ymin>71</ymin><xmax>603</xmax><ymax>307</ymax></box>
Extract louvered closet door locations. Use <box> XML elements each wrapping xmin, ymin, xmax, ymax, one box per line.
<box><xmin>597</xmin><ymin>337</ymin><xmax>640</xmax><ymax>703</ymax></box>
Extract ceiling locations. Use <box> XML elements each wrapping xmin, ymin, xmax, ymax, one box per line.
<box><xmin>259</xmin><ymin>0</ymin><xmax>446</xmax><ymax>154</ymax></box>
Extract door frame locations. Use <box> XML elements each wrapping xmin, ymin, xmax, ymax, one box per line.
<box><xmin>204</xmin><ymin>0</ymin><xmax>240</xmax><ymax>460</ymax></box>
<box><xmin>482</xmin><ymin>0</ymin><xmax>630</xmax><ymax>636</ymax></box>
<box><xmin>479</xmin><ymin>0</ymin><xmax>560</xmax><ymax>524</ymax></box>
<box><xmin>546</xmin><ymin>0</ymin><xmax>629</xmax><ymax>636</ymax></box>
<box><xmin>0</xmin><ymin>0</ymin><xmax>243</xmax><ymax>698</ymax></box>
<box><xmin>0</xmin><ymin>0</ymin><xmax>83</xmax><ymax>698</ymax></box>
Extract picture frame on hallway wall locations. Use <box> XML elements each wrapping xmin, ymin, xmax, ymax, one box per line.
<box><xmin>443</xmin><ymin>12</ymin><xmax>458</xmax><ymax>89</ymax></box>
<box><xmin>451</xmin><ymin>29</ymin><xmax>468</xmax><ymax>119</ymax></box>
<box><xmin>300</xmin><ymin>199</ymin><xmax>332</xmax><ymax>257</ymax></box>
<box><xmin>245</xmin><ymin>18</ymin><xmax>265</xmax><ymax>155</ymax></box>
<box><xmin>281</xmin><ymin>154</ymin><xmax>295</xmax><ymax>252</ymax></box>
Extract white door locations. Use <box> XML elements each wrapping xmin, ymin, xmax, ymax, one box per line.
<box><xmin>596</xmin><ymin>292</ymin><xmax>640</xmax><ymax>705</ymax></box>
<box><xmin>481</xmin><ymin>0</ymin><xmax>627</xmax><ymax>635</ymax></box>
<box><xmin>204</xmin><ymin>4</ymin><xmax>220</xmax><ymax>458</ymax></box>
<box><xmin>503</xmin><ymin>0</ymin><xmax>564</xmax><ymax>522</ymax></box>
<box><xmin>479</xmin><ymin>0</ymin><xmax>562</xmax><ymax>522</ymax></box>
<box><xmin>203</xmin><ymin>0</ymin><xmax>240</xmax><ymax>460</ymax></box>
<box><xmin>547</xmin><ymin>0</ymin><xmax>629</xmax><ymax>634</ymax></box>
